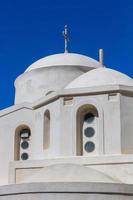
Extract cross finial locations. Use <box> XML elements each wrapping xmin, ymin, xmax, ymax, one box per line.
<box><xmin>62</xmin><ymin>25</ymin><xmax>69</xmax><ymax>53</ymax></box>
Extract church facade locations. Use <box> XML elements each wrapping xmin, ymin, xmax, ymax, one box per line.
<box><xmin>0</xmin><ymin>27</ymin><xmax>133</xmax><ymax>199</ymax></box>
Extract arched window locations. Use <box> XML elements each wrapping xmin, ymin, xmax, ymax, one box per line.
<box><xmin>43</xmin><ymin>110</ymin><xmax>50</xmax><ymax>149</ymax></box>
<box><xmin>14</xmin><ymin>125</ymin><xmax>31</xmax><ymax>161</ymax></box>
<box><xmin>76</xmin><ymin>104</ymin><xmax>98</xmax><ymax>156</ymax></box>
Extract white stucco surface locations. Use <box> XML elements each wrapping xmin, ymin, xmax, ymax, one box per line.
<box><xmin>9</xmin><ymin>155</ymin><xmax>133</xmax><ymax>184</ymax></box>
<box><xmin>15</xmin><ymin>66</ymin><xmax>87</xmax><ymax>104</ymax></box>
<box><xmin>0</xmin><ymin>48</ymin><xmax>133</xmax><ymax>188</ymax></box>
<box><xmin>25</xmin><ymin>53</ymin><xmax>103</xmax><ymax>72</ymax></box>
<box><xmin>0</xmin><ymin>182</ymin><xmax>133</xmax><ymax>200</ymax></box>
<box><xmin>0</xmin><ymin>83</ymin><xmax>133</xmax><ymax>185</ymax></box>
<box><xmin>15</xmin><ymin>53</ymin><xmax>103</xmax><ymax>104</ymax></box>
<box><xmin>66</xmin><ymin>67</ymin><xmax>133</xmax><ymax>89</ymax></box>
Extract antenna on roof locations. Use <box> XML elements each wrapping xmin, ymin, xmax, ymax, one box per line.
<box><xmin>99</xmin><ymin>49</ymin><xmax>104</xmax><ymax>65</ymax></box>
<box><xmin>62</xmin><ymin>25</ymin><xmax>69</xmax><ymax>53</ymax></box>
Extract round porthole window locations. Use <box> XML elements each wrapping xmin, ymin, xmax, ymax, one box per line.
<box><xmin>21</xmin><ymin>153</ymin><xmax>29</xmax><ymax>160</ymax></box>
<box><xmin>84</xmin><ymin>142</ymin><xmax>95</xmax><ymax>153</ymax></box>
<box><xmin>84</xmin><ymin>127</ymin><xmax>95</xmax><ymax>138</ymax></box>
<box><xmin>84</xmin><ymin>113</ymin><xmax>94</xmax><ymax>123</ymax></box>
<box><xmin>21</xmin><ymin>141</ymin><xmax>29</xmax><ymax>149</ymax></box>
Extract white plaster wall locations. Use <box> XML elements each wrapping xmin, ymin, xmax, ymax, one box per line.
<box><xmin>15</xmin><ymin>66</ymin><xmax>89</xmax><ymax>104</ymax></box>
<box><xmin>0</xmin><ymin>89</ymin><xmax>128</xmax><ymax>186</ymax></box>
<box><xmin>32</xmin><ymin>99</ymin><xmax>62</xmax><ymax>159</ymax></box>
<box><xmin>120</xmin><ymin>94</ymin><xmax>133</xmax><ymax>153</ymax></box>
<box><xmin>60</xmin><ymin>93</ymin><xmax>121</xmax><ymax>156</ymax></box>
<box><xmin>0</xmin><ymin>98</ymin><xmax>63</xmax><ymax>185</ymax></box>
<box><xmin>0</xmin><ymin>108</ymin><xmax>35</xmax><ymax>185</ymax></box>
<box><xmin>101</xmin><ymin>93</ymin><xmax>121</xmax><ymax>154</ymax></box>
<box><xmin>9</xmin><ymin>155</ymin><xmax>133</xmax><ymax>185</ymax></box>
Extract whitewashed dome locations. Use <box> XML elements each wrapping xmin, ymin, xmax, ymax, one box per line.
<box><xmin>25</xmin><ymin>53</ymin><xmax>102</xmax><ymax>72</ymax></box>
<box><xmin>66</xmin><ymin>67</ymin><xmax>133</xmax><ymax>89</ymax></box>
<box><xmin>15</xmin><ymin>53</ymin><xmax>102</xmax><ymax>104</ymax></box>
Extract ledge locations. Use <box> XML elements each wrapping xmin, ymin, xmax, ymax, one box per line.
<box><xmin>0</xmin><ymin>182</ymin><xmax>133</xmax><ymax>196</ymax></box>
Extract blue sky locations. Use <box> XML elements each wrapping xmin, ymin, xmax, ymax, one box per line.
<box><xmin>0</xmin><ymin>0</ymin><xmax>133</xmax><ymax>110</ymax></box>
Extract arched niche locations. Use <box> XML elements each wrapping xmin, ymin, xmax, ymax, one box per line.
<box><xmin>43</xmin><ymin>110</ymin><xmax>50</xmax><ymax>149</ymax></box>
<box><xmin>14</xmin><ymin>125</ymin><xmax>31</xmax><ymax>161</ymax></box>
<box><xmin>76</xmin><ymin>104</ymin><xmax>98</xmax><ymax>156</ymax></box>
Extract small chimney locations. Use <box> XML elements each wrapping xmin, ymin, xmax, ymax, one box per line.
<box><xmin>99</xmin><ymin>49</ymin><xmax>104</xmax><ymax>65</ymax></box>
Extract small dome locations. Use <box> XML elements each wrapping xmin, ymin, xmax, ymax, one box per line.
<box><xmin>66</xmin><ymin>67</ymin><xmax>133</xmax><ymax>89</ymax></box>
<box><xmin>25</xmin><ymin>53</ymin><xmax>102</xmax><ymax>72</ymax></box>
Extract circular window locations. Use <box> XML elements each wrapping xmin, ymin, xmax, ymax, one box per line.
<box><xmin>21</xmin><ymin>153</ymin><xmax>29</xmax><ymax>160</ymax></box>
<box><xmin>84</xmin><ymin>113</ymin><xmax>94</xmax><ymax>123</ymax></box>
<box><xmin>84</xmin><ymin>142</ymin><xmax>95</xmax><ymax>153</ymax></box>
<box><xmin>84</xmin><ymin>127</ymin><xmax>95</xmax><ymax>137</ymax></box>
<box><xmin>21</xmin><ymin>141</ymin><xmax>29</xmax><ymax>149</ymax></box>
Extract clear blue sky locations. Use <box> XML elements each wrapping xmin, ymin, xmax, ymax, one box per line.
<box><xmin>0</xmin><ymin>0</ymin><xmax>133</xmax><ymax>110</ymax></box>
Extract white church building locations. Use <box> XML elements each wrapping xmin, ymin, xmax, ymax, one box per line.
<box><xmin>0</xmin><ymin>26</ymin><xmax>133</xmax><ymax>199</ymax></box>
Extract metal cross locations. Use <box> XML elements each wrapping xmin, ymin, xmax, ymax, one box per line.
<box><xmin>62</xmin><ymin>25</ymin><xmax>69</xmax><ymax>53</ymax></box>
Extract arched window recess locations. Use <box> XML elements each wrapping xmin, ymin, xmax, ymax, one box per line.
<box><xmin>14</xmin><ymin>125</ymin><xmax>31</xmax><ymax>161</ymax></box>
<box><xmin>76</xmin><ymin>104</ymin><xmax>99</xmax><ymax>156</ymax></box>
<box><xmin>43</xmin><ymin>110</ymin><xmax>50</xmax><ymax>150</ymax></box>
